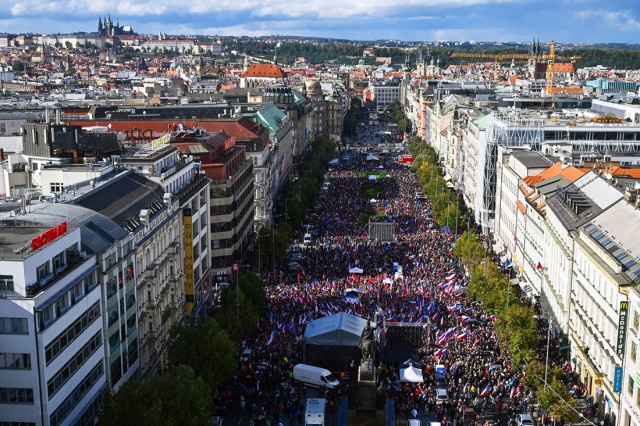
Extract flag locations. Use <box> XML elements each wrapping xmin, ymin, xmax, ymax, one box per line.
<box><xmin>456</xmin><ymin>332</ymin><xmax>467</xmax><ymax>341</ymax></box>
<box><xmin>267</xmin><ymin>331</ymin><xmax>275</xmax><ymax>346</ymax></box>
<box><xmin>486</xmin><ymin>315</ymin><xmax>497</xmax><ymax>321</ymax></box>
<box><xmin>434</xmin><ymin>349</ymin><xmax>447</xmax><ymax>357</ymax></box>
<box><xmin>510</xmin><ymin>387</ymin><xmax>516</xmax><ymax>398</ymax></box>
<box><xmin>480</xmin><ymin>385</ymin><xmax>491</xmax><ymax>397</ymax></box>
<box><xmin>537</xmin><ymin>262</ymin><xmax>543</xmax><ymax>269</ymax></box>
<box><xmin>460</xmin><ymin>315</ymin><xmax>470</xmax><ymax>323</ymax></box>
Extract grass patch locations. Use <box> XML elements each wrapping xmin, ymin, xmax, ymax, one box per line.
<box><xmin>358</xmin><ymin>209</ymin><xmax>387</xmax><ymax>226</ymax></box>
<box><xmin>357</xmin><ymin>171</ymin><xmax>389</xmax><ymax>179</ymax></box>
<box><xmin>360</xmin><ymin>183</ymin><xmax>385</xmax><ymax>200</ymax></box>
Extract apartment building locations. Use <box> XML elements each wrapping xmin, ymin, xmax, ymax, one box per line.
<box><xmin>0</xmin><ymin>203</ymin><xmax>137</xmax><ymax>426</ymax></box>
<box><xmin>571</xmin><ymin>199</ymin><xmax>640</xmax><ymax>424</ymax></box>
<box><xmin>72</xmin><ymin>171</ymin><xmax>183</xmax><ymax>382</ymax></box>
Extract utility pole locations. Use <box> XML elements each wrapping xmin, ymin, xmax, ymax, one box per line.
<box><xmin>543</xmin><ymin>319</ymin><xmax>552</xmax><ymax>425</ymax></box>
<box><xmin>232</xmin><ymin>261</ymin><xmax>240</xmax><ymax>323</ymax></box>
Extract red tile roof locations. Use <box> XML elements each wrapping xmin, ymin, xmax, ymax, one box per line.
<box><xmin>241</xmin><ymin>63</ymin><xmax>287</xmax><ymax>79</ymax></box>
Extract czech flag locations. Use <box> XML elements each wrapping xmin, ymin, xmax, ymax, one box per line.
<box><xmin>480</xmin><ymin>385</ymin><xmax>491</xmax><ymax>397</ymax></box>
<box><xmin>434</xmin><ymin>349</ymin><xmax>447</xmax><ymax>357</ymax></box>
<box><xmin>267</xmin><ymin>331</ymin><xmax>275</xmax><ymax>346</ymax></box>
<box><xmin>456</xmin><ymin>332</ymin><xmax>467</xmax><ymax>341</ymax></box>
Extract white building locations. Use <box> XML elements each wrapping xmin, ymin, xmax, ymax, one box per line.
<box><xmin>570</xmin><ymin>197</ymin><xmax>640</xmax><ymax>425</ymax></box>
<box><xmin>0</xmin><ymin>203</ymin><xmax>137</xmax><ymax>426</ymax></box>
<box><xmin>621</xmin><ymin>286</ymin><xmax>640</xmax><ymax>426</ymax></box>
<box><xmin>370</xmin><ymin>80</ymin><xmax>400</xmax><ymax>112</ymax></box>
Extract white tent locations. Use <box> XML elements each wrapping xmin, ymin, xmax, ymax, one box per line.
<box><xmin>304</xmin><ymin>312</ymin><xmax>373</xmax><ymax>346</ymax></box>
<box><xmin>378</xmin><ymin>165</ymin><xmax>384</xmax><ymax>169</ymax></box>
<box><xmin>368</xmin><ymin>175</ymin><xmax>377</xmax><ymax>181</ymax></box>
<box><xmin>400</xmin><ymin>364</ymin><xmax>424</xmax><ymax>383</ymax></box>
<box><xmin>348</xmin><ymin>267</ymin><xmax>364</xmax><ymax>274</ymax></box>
<box><xmin>370</xmin><ymin>198</ymin><xmax>377</xmax><ymax>203</ymax></box>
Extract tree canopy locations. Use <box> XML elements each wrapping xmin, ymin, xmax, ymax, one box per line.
<box><xmin>168</xmin><ymin>319</ymin><xmax>238</xmax><ymax>393</ymax></box>
<box><xmin>100</xmin><ymin>365</ymin><xmax>212</xmax><ymax>426</ymax></box>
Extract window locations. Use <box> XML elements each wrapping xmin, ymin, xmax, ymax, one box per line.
<box><xmin>45</xmin><ymin>302</ymin><xmax>100</xmax><ymax>364</ymax></box>
<box><xmin>47</xmin><ymin>331</ymin><xmax>101</xmax><ymax>398</ymax></box>
<box><xmin>0</xmin><ymin>353</ymin><xmax>31</xmax><ymax>370</ymax></box>
<box><xmin>0</xmin><ymin>318</ymin><xmax>28</xmax><ymax>335</ymax></box>
<box><xmin>630</xmin><ymin>375</ymin><xmax>635</xmax><ymax>396</ymax></box>
<box><xmin>50</xmin><ymin>182</ymin><xmax>63</xmax><ymax>193</ymax></box>
<box><xmin>0</xmin><ymin>387</ymin><xmax>34</xmax><ymax>404</ymax></box>
<box><xmin>49</xmin><ymin>361</ymin><xmax>103</xmax><ymax>426</ymax></box>
<box><xmin>634</xmin><ymin>311</ymin><xmax>640</xmax><ymax>332</ymax></box>
<box><xmin>0</xmin><ymin>275</ymin><xmax>14</xmax><ymax>292</ymax></box>
<box><xmin>632</xmin><ymin>342</ymin><xmax>637</xmax><ymax>362</ymax></box>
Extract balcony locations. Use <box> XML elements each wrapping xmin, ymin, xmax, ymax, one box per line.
<box><xmin>141</xmin><ymin>329</ymin><xmax>158</xmax><ymax>347</ymax></box>
<box><xmin>26</xmin><ymin>251</ymin><xmax>87</xmax><ymax>297</ymax></box>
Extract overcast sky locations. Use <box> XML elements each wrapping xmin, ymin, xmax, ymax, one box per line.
<box><xmin>1</xmin><ymin>0</ymin><xmax>639</xmax><ymax>44</ymax></box>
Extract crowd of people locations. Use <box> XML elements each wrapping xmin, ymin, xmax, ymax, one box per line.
<box><xmin>224</xmin><ymin>147</ymin><xmax>592</xmax><ymax>426</ymax></box>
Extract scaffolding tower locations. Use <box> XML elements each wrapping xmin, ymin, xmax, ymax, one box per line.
<box><xmin>478</xmin><ymin>111</ymin><xmax>545</xmax><ymax>235</ymax></box>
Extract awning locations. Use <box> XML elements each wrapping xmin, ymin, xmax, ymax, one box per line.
<box><xmin>515</xmin><ymin>200</ymin><xmax>526</xmax><ymax>215</ymax></box>
<box><xmin>443</xmin><ymin>174</ymin><xmax>452</xmax><ymax>182</ymax></box>
<box><xmin>500</xmin><ymin>255</ymin><xmax>508</xmax><ymax>264</ymax></box>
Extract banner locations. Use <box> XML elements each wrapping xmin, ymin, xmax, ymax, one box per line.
<box><xmin>617</xmin><ymin>301</ymin><xmax>629</xmax><ymax>357</ymax></box>
<box><xmin>183</xmin><ymin>208</ymin><xmax>194</xmax><ymax>316</ymax></box>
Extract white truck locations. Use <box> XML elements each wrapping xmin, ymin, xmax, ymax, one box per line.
<box><xmin>293</xmin><ymin>364</ymin><xmax>340</xmax><ymax>389</ymax></box>
<box><xmin>305</xmin><ymin>398</ymin><xmax>326</xmax><ymax>426</ymax></box>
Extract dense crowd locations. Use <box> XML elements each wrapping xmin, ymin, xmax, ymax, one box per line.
<box><xmin>223</xmin><ymin>153</ymin><xmax>594</xmax><ymax>426</ymax></box>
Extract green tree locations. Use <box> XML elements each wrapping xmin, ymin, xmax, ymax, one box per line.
<box><xmin>538</xmin><ymin>378</ymin><xmax>577</xmax><ymax>423</ymax></box>
<box><xmin>100</xmin><ymin>379</ymin><xmax>162</xmax><ymax>426</ymax></box>
<box><xmin>168</xmin><ymin>319</ymin><xmax>237</xmax><ymax>393</ymax></box>
<box><xmin>153</xmin><ymin>365</ymin><xmax>213</xmax><ymax>426</ymax></box>
<box><xmin>239</xmin><ymin>272</ymin><xmax>267</xmax><ymax>314</ymax></box>
<box><xmin>100</xmin><ymin>365</ymin><xmax>211</xmax><ymax>426</ymax></box>
<box><xmin>214</xmin><ymin>284</ymin><xmax>260</xmax><ymax>342</ymax></box>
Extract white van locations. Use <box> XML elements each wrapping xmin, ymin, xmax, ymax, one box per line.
<box><xmin>303</xmin><ymin>234</ymin><xmax>313</xmax><ymax>245</ymax></box>
<box><xmin>293</xmin><ymin>364</ymin><xmax>340</xmax><ymax>389</ymax></box>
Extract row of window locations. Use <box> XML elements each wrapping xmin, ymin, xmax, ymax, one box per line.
<box><xmin>0</xmin><ymin>318</ymin><xmax>28</xmax><ymax>335</ymax></box>
<box><xmin>0</xmin><ymin>275</ymin><xmax>14</xmax><ymax>292</ymax></box>
<box><xmin>47</xmin><ymin>331</ymin><xmax>102</xmax><ymax>399</ymax></box>
<box><xmin>0</xmin><ymin>388</ymin><xmax>34</xmax><ymax>404</ymax></box>
<box><xmin>45</xmin><ymin>301</ymin><xmax>100</xmax><ymax>365</ymax></box>
<box><xmin>38</xmin><ymin>276</ymin><xmax>96</xmax><ymax>331</ymax></box>
<box><xmin>49</xmin><ymin>361</ymin><xmax>104</xmax><ymax>426</ymax></box>
<box><xmin>0</xmin><ymin>422</ymin><xmax>36</xmax><ymax>426</ymax></box>
<box><xmin>0</xmin><ymin>353</ymin><xmax>31</xmax><ymax>370</ymax></box>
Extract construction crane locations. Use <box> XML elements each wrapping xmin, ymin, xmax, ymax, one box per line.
<box><xmin>450</xmin><ymin>51</ymin><xmax>532</xmax><ymax>62</ymax></box>
<box><xmin>450</xmin><ymin>40</ymin><xmax>580</xmax><ymax>92</ymax></box>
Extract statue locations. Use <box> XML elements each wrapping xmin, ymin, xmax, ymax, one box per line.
<box><xmin>359</xmin><ymin>322</ymin><xmax>377</xmax><ymax>361</ymax></box>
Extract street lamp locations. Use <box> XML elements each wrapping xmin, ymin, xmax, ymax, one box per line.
<box><xmin>541</xmin><ymin>319</ymin><xmax>553</xmax><ymax>426</ymax></box>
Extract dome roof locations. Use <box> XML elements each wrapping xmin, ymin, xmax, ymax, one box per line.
<box><xmin>305</xmin><ymin>79</ymin><xmax>322</xmax><ymax>94</ymax></box>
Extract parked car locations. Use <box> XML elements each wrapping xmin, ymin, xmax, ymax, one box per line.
<box><xmin>435</xmin><ymin>388</ymin><xmax>448</xmax><ymax>406</ymax></box>
<box><xmin>516</xmin><ymin>414</ymin><xmax>534</xmax><ymax>426</ymax></box>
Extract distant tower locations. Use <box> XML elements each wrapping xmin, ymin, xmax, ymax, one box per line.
<box><xmin>416</xmin><ymin>50</ymin><xmax>425</xmax><ymax>78</ymax></box>
<box><xmin>98</xmin><ymin>17</ymin><xmax>103</xmax><ymax>35</ymax></box>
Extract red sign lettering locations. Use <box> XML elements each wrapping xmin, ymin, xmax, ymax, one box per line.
<box><xmin>31</xmin><ymin>221</ymin><xmax>68</xmax><ymax>251</ymax></box>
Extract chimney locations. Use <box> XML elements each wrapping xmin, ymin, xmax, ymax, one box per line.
<box><xmin>139</xmin><ymin>209</ymin><xmax>149</xmax><ymax>225</ymax></box>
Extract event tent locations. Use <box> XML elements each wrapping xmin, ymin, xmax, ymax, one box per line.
<box><xmin>400</xmin><ymin>364</ymin><xmax>424</xmax><ymax>383</ymax></box>
<box><xmin>303</xmin><ymin>312</ymin><xmax>375</xmax><ymax>371</ymax></box>
<box><xmin>304</xmin><ymin>312</ymin><xmax>372</xmax><ymax>346</ymax></box>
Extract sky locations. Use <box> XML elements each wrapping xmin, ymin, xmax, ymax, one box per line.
<box><xmin>1</xmin><ymin>0</ymin><xmax>640</xmax><ymax>44</ymax></box>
